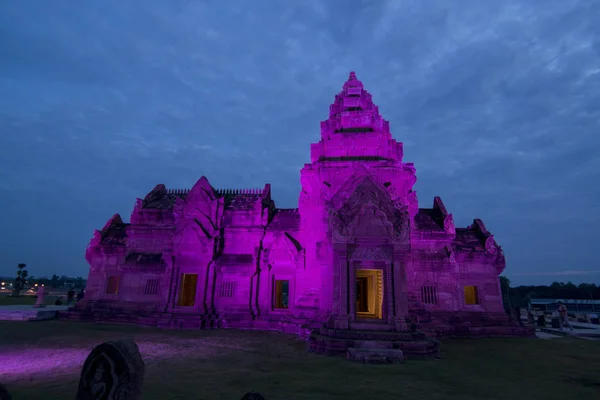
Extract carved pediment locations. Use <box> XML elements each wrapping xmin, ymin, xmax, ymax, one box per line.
<box><xmin>183</xmin><ymin>176</ymin><xmax>224</xmax><ymax>234</ymax></box>
<box><xmin>327</xmin><ymin>176</ymin><xmax>411</xmax><ymax>243</ymax></box>
<box><xmin>265</xmin><ymin>232</ymin><xmax>304</xmax><ymax>265</ymax></box>
<box><xmin>172</xmin><ymin>219</ymin><xmax>213</xmax><ymax>254</ymax></box>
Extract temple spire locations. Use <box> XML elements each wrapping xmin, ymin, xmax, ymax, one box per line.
<box><xmin>343</xmin><ymin>71</ymin><xmax>364</xmax><ymax>90</ymax></box>
<box><xmin>309</xmin><ymin>71</ymin><xmax>401</xmax><ymax>163</ymax></box>
<box><xmin>323</xmin><ymin>70</ymin><xmax>385</xmax><ymax>134</ymax></box>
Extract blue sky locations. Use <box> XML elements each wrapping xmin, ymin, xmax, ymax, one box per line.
<box><xmin>1</xmin><ymin>0</ymin><xmax>599</xmax><ymax>285</ymax></box>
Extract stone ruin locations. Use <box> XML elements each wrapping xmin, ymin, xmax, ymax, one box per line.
<box><xmin>0</xmin><ymin>339</ymin><xmax>266</xmax><ymax>400</ymax></box>
<box><xmin>64</xmin><ymin>71</ymin><xmax>533</xmax><ymax>364</ymax></box>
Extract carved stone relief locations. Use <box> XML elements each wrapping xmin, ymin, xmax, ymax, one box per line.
<box><xmin>76</xmin><ymin>339</ymin><xmax>145</xmax><ymax>400</ymax></box>
<box><xmin>485</xmin><ymin>236</ymin><xmax>497</xmax><ymax>254</ymax></box>
<box><xmin>348</xmin><ymin>245</ymin><xmax>393</xmax><ymax>261</ymax></box>
<box><xmin>393</xmin><ymin>207</ymin><xmax>410</xmax><ymax>243</ymax></box>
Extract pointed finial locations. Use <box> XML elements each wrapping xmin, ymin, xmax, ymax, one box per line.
<box><xmin>349</xmin><ymin>71</ymin><xmax>357</xmax><ymax>81</ymax></box>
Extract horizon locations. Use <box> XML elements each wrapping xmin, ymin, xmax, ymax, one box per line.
<box><xmin>1</xmin><ymin>1</ymin><xmax>599</xmax><ymax>286</ymax></box>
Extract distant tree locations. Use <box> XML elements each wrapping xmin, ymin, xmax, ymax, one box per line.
<box><xmin>51</xmin><ymin>274</ymin><xmax>60</xmax><ymax>288</ymax></box>
<box><xmin>11</xmin><ymin>263</ymin><xmax>28</xmax><ymax>296</ymax></box>
<box><xmin>578</xmin><ymin>283</ymin><xmax>597</xmax><ymax>299</ymax></box>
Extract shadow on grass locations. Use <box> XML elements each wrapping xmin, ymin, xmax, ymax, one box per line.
<box><xmin>0</xmin><ymin>320</ymin><xmax>599</xmax><ymax>400</ymax></box>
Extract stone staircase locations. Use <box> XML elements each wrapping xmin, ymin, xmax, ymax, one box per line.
<box><xmin>152</xmin><ymin>312</ymin><xmax>207</xmax><ymax>329</ymax></box>
<box><xmin>415</xmin><ymin>311</ymin><xmax>535</xmax><ymax>338</ymax></box>
<box><xmin>309</xmin><ymin>325</ymin><xmax>440</xmax><ymax>364</ymax></box>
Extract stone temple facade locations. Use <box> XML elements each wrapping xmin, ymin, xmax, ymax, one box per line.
<box><xmin>72</xmin><ymin>72</ymin><xmax>531</xmax><ymax>360</ymax></box>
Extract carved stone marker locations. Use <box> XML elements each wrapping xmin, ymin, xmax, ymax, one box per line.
<box><xmin>33</xmin><ymin>285</ymin><xmax>46</xmax><ymax>308</ymax></box>
<box><xmin>0</xmin><ymin>383</ymin><xmax>12</xmax><ymax>400</ymax></box>
<box><xmin>76</xmin><ymin>339</ymin><xmax>145</xmax><ymax>400</ymax></box>
<box><xmin>241</xmin><ymin>391</ymin><xmax>266</xmax><ymax>400</ymax></box>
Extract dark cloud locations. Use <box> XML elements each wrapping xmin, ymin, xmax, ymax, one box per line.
<box><xmin>1</xmin><ymin>0</ymin><xmax>598</xmax><ymax>285</ymax></box>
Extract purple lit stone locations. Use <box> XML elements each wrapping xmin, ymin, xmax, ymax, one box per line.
<box><xmin>75</xmin><ymin>72</ymin><xmax>531</xmax><ymax>351</ymax></box>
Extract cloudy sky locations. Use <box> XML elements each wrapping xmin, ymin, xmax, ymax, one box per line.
<box><xmin>1</xmin><ymin>0</ymin><xmax>599</xmax><ymax>285</ymax></box>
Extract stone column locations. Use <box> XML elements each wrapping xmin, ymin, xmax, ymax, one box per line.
<box><xmin>385</xmin><ymin>261</ymin><xmax>395</xmax><ymax>325</ymax></box>
<box><xmin>348</xmin><ymin>261</ymin><xmax>356</xmax><ymax>322</ymax></box>
<box><xmin>393</xmin><ymin>247</ymin><xmax>409</xmax><ymax>331</ymax></box>
<box><xmin>166</xmin><ymin>257</ymin><xmax>180</xmax><ymax>311</ymax></box>
<box><xmin>329</xmin><ymin>244</ymin><xmax>349</xmax><ymax>329</ymax></box>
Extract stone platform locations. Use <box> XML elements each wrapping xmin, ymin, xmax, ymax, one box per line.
<box><xmin>0</xmin><ymin>305</ymin><xmax>70</xmax><ymax>321</ymax></box>
<box><xmin>415</xmin><ymin>311</ymin><xmax>536</xmax><ymax>338</ymax></box>
<box><xmin>540</xmin><ymin>321</ymin><xmax>600</xmax><ymax>340</ymax></box>
<box><xmin>309</xmin><ymin>325</ymin><xmax>441</xmax><ymax>363</ymax></box>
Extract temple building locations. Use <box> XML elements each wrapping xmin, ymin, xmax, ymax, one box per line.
<box><xmin>72</xmin><ymin>72</ymin><xmax>531</xmax><ymax>361</ymax></box>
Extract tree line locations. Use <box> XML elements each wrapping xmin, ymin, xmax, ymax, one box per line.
<box><xmin>2</xmin><ymin>263</ymin><xmax>86</xmax><ymax>296</ymax></box>
<box><xmin>500</xmin><ymin>276</ymin><xmax>600</xmax><ymax>309</ymax></box>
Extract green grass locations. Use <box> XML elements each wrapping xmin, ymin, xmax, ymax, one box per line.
<box><xmin>0</xmin><ymin>294</ymin><xmax>63</xmax><ymax>306</ymax></box>
<box><xmin>1</xmin><ymin>321</ymin><xmax>599</xmax><ymax>400</ymax></box>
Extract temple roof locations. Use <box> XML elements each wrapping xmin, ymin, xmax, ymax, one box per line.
<box><xmin>140</xmin><ymin>186</ymin><xmax>268</xmax><ymax>211</ymax></box>
<box><xmin>268</xmin><ymin>208</ymin><xmax>300</xmax><ymax>231</ymax></box>
<box><xmin>100</xmin><ymin>222</ymin><xmax>129</xmax><ymax>245</ymax></box>
<box><xmin>124</xmin><ymin>252</ymin><xmax>164</xmax><ymax>264</ymax></box>
<box><xmin>219</xmin><ymin>192</ymin><xmax>263</xmax><ymax>210</ymax></box>
<box><xmin>414</xmin><ymin>208</ymin><xmax>444</xmax><ymax>231</ymax></box>
<box><xmin>453</xmin><ymin>227</ymin><xmax>487</xmax><ymax>251</ymax></box>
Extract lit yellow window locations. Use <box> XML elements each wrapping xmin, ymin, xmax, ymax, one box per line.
<box><xmin>464</xmin><ymin>286</ymin><xmax>479</xmax><ymax>305</ymax></box>
<box><xmin>105</xmin><ymin>276</ymin><xmax>120</xmax><ymax>294</ymax></box>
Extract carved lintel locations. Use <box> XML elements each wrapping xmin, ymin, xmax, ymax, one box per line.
<box><xmin>348</xmin><ymin>245</ymin><xmax>393</xmax><ymax>261</ymax></box>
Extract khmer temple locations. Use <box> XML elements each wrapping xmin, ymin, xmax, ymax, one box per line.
<box><xmin>71</xmin><ymin>72</ymin><xmax>532</xmax><ymax>362</ymax></box>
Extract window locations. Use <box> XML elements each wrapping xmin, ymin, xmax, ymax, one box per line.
<box><xmin>421</xmin><ymin>285</ymin><xmax>437</xmax><ymax>305</ymax></box>
<box><xmin>273</xmin><ymin>279</ymin><xmax>289</xmax><ymax>309</ymax></box>
<box><xmin>144</xmin><ymin>279</ymin><xmax>159</xmax><ymax>295</ymax></box>
<box><xmin>464</xmin><ymin>286</ymin><xmax>479</xmax><ymax>305</ymax></box>
<box><xmin>219</xmin><ymin>281</ymin><xmax>236</xmax><ymax>298</ymax></box>
<box><xmin>105</xmin><ymin>276</ymin><xmax>120</xmax><ymax>295</ymax></box>
<box><xmin>177</xmin><ymin>274</ymin><xmax>198</xmax><ymax>307</ymax></box>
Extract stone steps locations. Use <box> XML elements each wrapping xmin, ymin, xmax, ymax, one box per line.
<box><xmin>309</xmin><ymin>328</ymin><xmax>440</xmax><ymax>360</ymax></box>
<box><xmin>346</xmin><ymin>347</ymin><xmax>405</xmax><ymax>364</ymax></box>
<box><xmin>319</xmin><ymin>327</ymin><xmax>425</xmax><ymax>341</ymax></box>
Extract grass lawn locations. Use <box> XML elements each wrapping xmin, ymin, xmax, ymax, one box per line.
<box><xmin>1</xmin><ymin>321</ymin><xmax>599</xmax><ymax>400</ymax></box>
<box><xmin>0</xmin><ymin>294</ymin><xmax>63</xmax><ymax>306</ymax></box>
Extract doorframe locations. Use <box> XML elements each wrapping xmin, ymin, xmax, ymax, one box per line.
<box><xmin>349</xmin><ymin>260</ymin><xmax>388</xmax><ymax>322</ymax></box>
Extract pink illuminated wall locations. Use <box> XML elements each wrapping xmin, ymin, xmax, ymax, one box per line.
<box><xmin>81</xmin><ymin>72</ymin><xmax>507</xmax><ymax>332</ymax></box>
